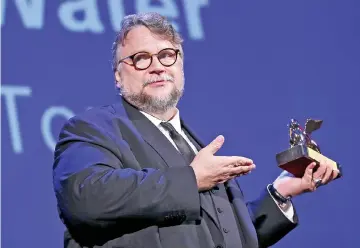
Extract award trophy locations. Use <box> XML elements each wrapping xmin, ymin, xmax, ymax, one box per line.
<box><xmin>275</xmin><ymin>118</ymin><xmax>342</xmax><ymax>178</ymax></box>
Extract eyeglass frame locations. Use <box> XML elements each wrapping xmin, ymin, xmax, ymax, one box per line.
<box><xmin>117</xmin><ymin>47</ymin><xmax>182</xmax><ymax>71</ymax></box>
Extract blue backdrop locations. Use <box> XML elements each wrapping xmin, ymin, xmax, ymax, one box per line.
<box><xmin>2</xmin><ymin>0</ymin><xmax>359</xmax><ymax>247</ymax></box>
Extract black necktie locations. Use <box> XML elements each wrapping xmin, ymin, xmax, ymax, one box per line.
<box><xmin>160</xmin><ymin>122</ymin><xmax>196</xmax><ymax>165</ymax></box>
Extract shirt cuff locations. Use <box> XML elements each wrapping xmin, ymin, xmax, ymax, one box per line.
<box><xmin>267</xmin><ymin>186</ymin><xmax>295</xmax><ymax>223</ymax></box>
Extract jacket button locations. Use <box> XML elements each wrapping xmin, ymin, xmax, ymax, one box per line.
<box><xmin>217</xmin><ymin>207</ymin><xmax>223</xmax><ymax>213</ymax></box>
<box><xmin>211</xmin><ymin>186</ymin><xmax>219</xmax><ymax>194</ymax></box>
<box><xmin>215</xmin><ymin>245</ymin><xmax>223</xmax><ymax>248</ymax></box>
<box><xmin>223</xmin><ymin>228</ymin><xmax>229</xmax><ymax>233</ymax></box>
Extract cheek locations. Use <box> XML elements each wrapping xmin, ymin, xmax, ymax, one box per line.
<box><xmin>172</xmin><ymin>67</ymin><xmax>184</xmax><ymax>85</ymax></box>
<box><xmin>122</xmin><ymin>69</ymin><xmax>146</xmax><ymax>91</ymax></box>
<box><xmin>168</xmin><ymin>63</ymin><xmax>183</xmax><ymax>78</ymax></box>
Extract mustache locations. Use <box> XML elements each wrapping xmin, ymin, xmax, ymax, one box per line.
<box><xmin>144</xmin><ymin>74</ymin><xmax>174</xmax><ymax>86</ymax></box>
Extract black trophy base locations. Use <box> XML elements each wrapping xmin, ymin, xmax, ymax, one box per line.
<box><xmin>276</xmin><ymin>144</ymin><xmax>342</xmax><ymax>178</ymax></box>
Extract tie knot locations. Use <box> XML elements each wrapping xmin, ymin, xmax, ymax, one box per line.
<box><xmin>160</xmin><ymin>121</ymin><xmax>196</xmax><ymax>164</ymax></box>
<box><xmin>160</xmin><ymin>122</ymin><xmax>177</xmax><ymax>134</ymax></box>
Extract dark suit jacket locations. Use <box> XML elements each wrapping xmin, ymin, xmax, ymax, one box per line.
<box><xmin>53</xmin><ymin>98</ymin><xmax>298</xmax><ymax>248</ymax></box>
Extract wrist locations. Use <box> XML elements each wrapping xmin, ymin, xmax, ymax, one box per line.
<box><xmin>273</xmin><ymin>180</ymin><xmax>293</xmax><ymax>198</ymax></box>
<box><xmin>268</xmin><ymin>183</ymin><xmax>292</xmax><ymax>205</ymax></box>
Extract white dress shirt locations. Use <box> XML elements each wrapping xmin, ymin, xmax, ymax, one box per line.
<box><xmin>140</xmin><ymin>109</ymin><xmax>198</xmax><ymax>154</ymax></box>
<box><xmin>140</xmin><ymin>109</ymin><xmax>294</xmax><ymax>222</ymax></box>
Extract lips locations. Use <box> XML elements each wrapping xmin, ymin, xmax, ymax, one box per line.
<box><xmin>146</xmin><ymin>79</ymin><xmax>168</xmax><ymax>86</ymax></box>
<box><xmin>149</xmin><ymin>80</ymin><xmax>166</xmax><ymax>85</ymax></box>
<box><xmin>152</xmin><ymin>80</ymin><xmax>165</xmax><ymax>83</ymax></box>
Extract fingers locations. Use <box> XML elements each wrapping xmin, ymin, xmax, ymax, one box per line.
<box><xmin>215</xmin><ymin>164</ymin><xmax>256</xmax><ymax>183</ymax></box>
<box><xmin>219</xmin><ymin>156</ymin><xmax>255</xmax><ymax>178</ymax></box>
<box><xmin>203</xmin><ymin>135</ymin><xmax>225</xmax><ymax>154</ymax></box>
<box><xmin>304</xmin><ymin>160</ymin><xmax>339</xmax><ymax>191</ymax></box>
<box><xmin>302</xmin><ymin>162</ymin><xmax>317</xmax><ymax>191</ymax></box>
<box><xmin>313</xmin><ymin>162</ymin><xmax>327</xmax><ymax>180</ymax></box>
<box><xmin>321</xmin><ymin>165</ymin><xmax>332</xmax><ymax>184</ymax></box>
<box><xmin>314</xmin><ymin>160</ymin><xmax>340</xmax><ymax>185</ymax></box>
<box><xmin>324</xmin><ymin>160</ymin><xmax>340</xmax><ymax>180</ymax></box>
<box><xmin>324</xmin><ymin>161</ymin><xmax>340</xmax><ymax>182</ymax></box>
<box><xmin>221</xmin><ymin>156</ymin><xmax>254</xmax><ymax>167</ymax></box>
<box><xmin>216</xmin><ymin>158</ymin><xmax>255</xmax><ymax>183</ymax></box>
<box><xmin>332</xmin><ymin>169</ymin><xmax>340</xmax><ymax>180</ymax></box>
<box><xmin>228</xmin><ymin>163</ymin><xmax>256</xmax><ymax>176</ymax></box>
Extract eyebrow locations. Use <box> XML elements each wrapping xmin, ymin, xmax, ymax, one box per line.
<box><xmin>131</xmin><ymin>45</ymin><xmax>176</xmax><ymax>54</ymax></box>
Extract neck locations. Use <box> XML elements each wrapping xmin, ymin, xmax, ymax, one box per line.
<box><xmin>121</xmin><ymin>95</ymin><xmax>179</xmax><ymax>121</ymax></box>
<box><xmin>146</xmin><ymin>107</ymin><xmax>178</xmax><ymax>121</ymax></box>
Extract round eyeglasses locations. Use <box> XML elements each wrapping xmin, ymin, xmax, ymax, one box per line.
<box><xmin>118</xmin><ymin>48</ymin><xmax>181</xmax><ymax>70</ymax></box>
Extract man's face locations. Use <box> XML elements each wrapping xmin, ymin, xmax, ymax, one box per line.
<box><xmin>115</xmin><ymin>26</ymin><xmax>184</xmax><ymax>114</ymax></box>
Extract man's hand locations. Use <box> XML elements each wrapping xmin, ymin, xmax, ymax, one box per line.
<box><xmin>273</xmin><ymin>160</ymin><xmax>340</xmax><ymax>198</ymax></box>
<box><xmin>190</xmin><ymin>135</ymin><xmax>256</xmax><ymax>191</ymax></box>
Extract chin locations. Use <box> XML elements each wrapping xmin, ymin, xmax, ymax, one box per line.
<box><xmin>148</xmin><ymin>92</ymin><xmax>172</xmax><ymax>102</ymax></box>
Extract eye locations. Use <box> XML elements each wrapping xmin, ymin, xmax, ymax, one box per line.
<box><xmin>133</xmin><ymin>53</ymin><xmax>150</xmax><ymax>63</ymax></box>
<box><xmin>159</xmin><ymin>49</ymin><xmax>176</xmax><ymax>59</ymax></box>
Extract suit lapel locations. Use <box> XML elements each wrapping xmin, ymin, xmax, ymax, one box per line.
<box><xmin>120</xmin><ymin>98</ymin><xmax>188</xmax><ymax>168</ymax></box>
<box><xmin>117</xmin><ymin>98</ymin><xmax>223</xmax><ymax>232</ymax></box>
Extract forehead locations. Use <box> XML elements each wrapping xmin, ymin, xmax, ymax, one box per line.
<box><xmin>119</xmin><ymin>26</ymin><xmax>177</xmax><ymax>57</ymax></box>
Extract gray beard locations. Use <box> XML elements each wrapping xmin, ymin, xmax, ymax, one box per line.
<box><xmin>121</xmin><ymin>85</ymin><xmax>183</xmax><ymax>115</ymax></box>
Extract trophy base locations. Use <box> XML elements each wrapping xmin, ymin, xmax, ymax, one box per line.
<box><xmin>276</xmin><ymin>145</ymin><xmax>342</xmax><ymax>178</ymax></box>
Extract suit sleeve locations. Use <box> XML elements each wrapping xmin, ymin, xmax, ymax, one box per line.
<box><xmin>53</xmin><ymin>115</ymin><xmax>201</xmax><ymax>234</ymax></box>
<box><xmin>235</xmin><ymin>180</ymin><xmax>298</xmax><ymax>248</ymax></box>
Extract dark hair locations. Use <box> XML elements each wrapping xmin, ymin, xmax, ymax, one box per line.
<box><xmin>111</xmin><ymin>12</ymin><xmax>183</xmax><ymax>72</ymax></box>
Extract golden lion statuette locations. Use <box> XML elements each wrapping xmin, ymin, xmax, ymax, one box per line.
<box><xmin>275</xmin><ymin>118</ymin><xmax>342</xmax><ymax>178</ymax></box>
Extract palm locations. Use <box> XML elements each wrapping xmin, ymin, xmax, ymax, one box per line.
<box><xmin>274</xmin><ymin>170</ymin><xmax>313</xmax><ymax>197</ymax></box>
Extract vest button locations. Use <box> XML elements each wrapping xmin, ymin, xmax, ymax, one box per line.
<box><xmin>223</xmin><ymin>228</ymin><xmax>229</xmax><ymax>233</ymax></box>
<box><xmin>217</xmin><ymin>207</ymin><xmax>223</xmax><ymax>213</ymax></box>
<box><xmin>215</xmin><ymin>245</ymin><xmax>223</xmax><ymax>248</ymax></box>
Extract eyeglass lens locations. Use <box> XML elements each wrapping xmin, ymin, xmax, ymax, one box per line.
<box><xmin>133</xmin><ymin>49</ymin><xmax>177</xmax><ymax>69</ymax></box>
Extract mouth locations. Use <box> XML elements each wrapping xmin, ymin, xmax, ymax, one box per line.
<box><xmin>146</xmin><ymin>80</ymin><xmax>168</xmax><ymax>87</ymax></box>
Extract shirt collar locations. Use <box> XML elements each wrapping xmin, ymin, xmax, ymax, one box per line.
<box><xmin>140</xmin><ymin>109</ymin><xmax>182</xmax><ymax>133</ymax></box>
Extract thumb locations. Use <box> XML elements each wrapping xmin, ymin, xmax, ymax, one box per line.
<box><xmin>203</xmin><ymin>135</ymin><xmax>225</xmax><ymax>154</ymax></box>
<box><xmin>305</xmin><ymin>162</ymin><xmax>317</xmax><ymax>177</ymax></box>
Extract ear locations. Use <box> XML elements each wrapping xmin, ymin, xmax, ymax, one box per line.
<box><xmin>114</xmin><ymin>70</ymin><xmax>121</xmax><ymax>88</ymax></box>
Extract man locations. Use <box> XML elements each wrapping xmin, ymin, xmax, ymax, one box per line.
<box><xmin>53</xmin><ymin>12</ymin><xmax>339</xmax><ymax>248</ymax></box>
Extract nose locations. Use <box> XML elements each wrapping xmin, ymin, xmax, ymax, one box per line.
<box><xmin>148</xmin><ymin>56</ymin><xmax>165</xmax><ymax>75</ymax></box>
